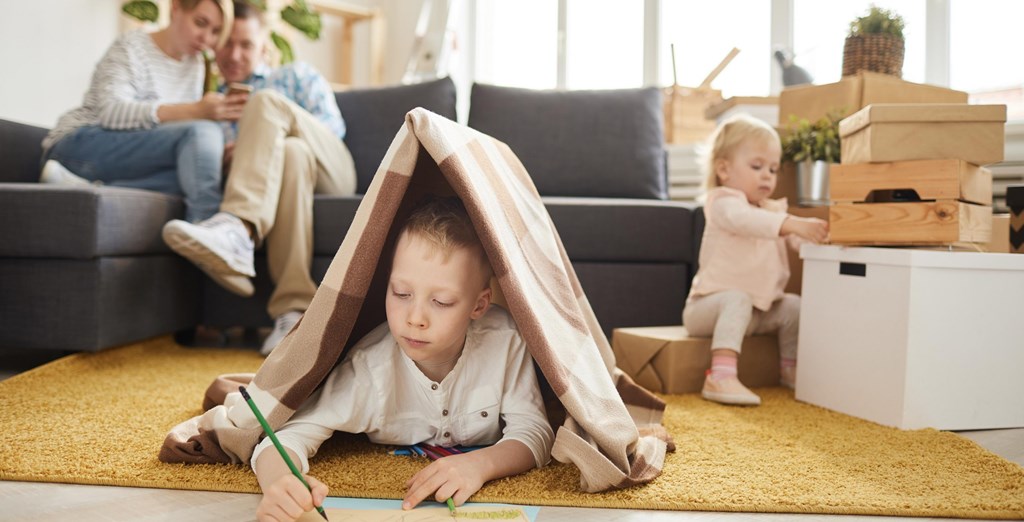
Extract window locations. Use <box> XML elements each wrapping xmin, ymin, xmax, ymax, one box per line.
<box><xmin>792</xmin><ymin>0</ymin><xmax>926</xmax><ymax>85</ymax></box>
<box><xmin>950</xmin><ymin>0</ymin><xmax>1024</xmax><ymax>120</ymax></box>
<box><xmin>659</xmin><ymin>0</ymin><xmax>771</xmax><ymax>97</ymax></box>
<box><xmin>565</xmin><ymin>0</ymin><xmax>644</xmax><ymax>89</ymax></box>
<box><xmin>474</xmin><ymin>0</ymin><xmax>558</xmax><ymax>89</ymax></box>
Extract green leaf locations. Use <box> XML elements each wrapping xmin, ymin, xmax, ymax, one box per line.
<box><xmin>271</xmin><ymin>31</ymin><xmax>294</xmax><ymax>64</ymax></box>
<box><xmin>122</xmin><ymin>0</ymin><xmax>159</xmax><ymax>23</ymax></box>
<box><xmin>281</xmin><ymin>0</ymin><xmax>322</xmax><ymax>40</ymax></box>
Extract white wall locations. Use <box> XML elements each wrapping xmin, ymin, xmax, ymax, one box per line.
<box><xmin>0</xmin><ymin>0</ymin><xmax>123</xmax><ymax>128</ymax></box>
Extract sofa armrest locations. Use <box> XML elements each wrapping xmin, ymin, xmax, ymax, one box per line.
<box><xmin>0</xmin><ymin>119</ymin><xmax>48</xmax><ymax>183</ymax></box>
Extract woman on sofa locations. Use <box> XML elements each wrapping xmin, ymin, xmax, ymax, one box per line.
<box><xmin>40</xmin><ymin>0</ymin><xmax>243</xmax><ymax>222</ymax></box>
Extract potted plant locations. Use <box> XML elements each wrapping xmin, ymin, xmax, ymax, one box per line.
<box><xmin>842</xmin><ymin>5</ymin><xmax>906</xmax><ymax>77</ymax></box>
<box><xmin>781</xmin><ymin>112</ymin><xmax>842</xmax><ymax>206</ymax></box>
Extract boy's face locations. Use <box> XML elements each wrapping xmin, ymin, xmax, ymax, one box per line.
<box><xmin>716</xmin><ymin>137</ymin><xmax>781</xmax><ymax>204</ymax></box>
<box><xmin>386</xmin><ymin>232</ymin><xmax>492</xmax><ymax>368</ymax></box>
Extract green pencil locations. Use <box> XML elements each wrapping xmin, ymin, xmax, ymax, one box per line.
<box><xmin>239</xmin><ymin>386</ymin><xmax>329</xmax><ymax>521</ymax></box>
<box><xmin>446</xmin><ymin>496</ymin><xmax>456</xmax><ymax>517</ymax></box>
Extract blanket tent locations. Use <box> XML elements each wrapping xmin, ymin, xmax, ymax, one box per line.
<box><xmin>161</xmin><ymin>108</ymin><xmax>672</xmax><ymax>492</ymax></box>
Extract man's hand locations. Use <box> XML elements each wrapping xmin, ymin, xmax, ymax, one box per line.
<box><xmin>198</xmin><ymin>91</ymin><xmax>249</xmax><ymax>121</ymax></box>
<box><xmin>781</xmin><ymin>216</ymin><xmax>829</xmax><ymax>244</ymax></box>
<box><xmin>256</xmin><ymin>473</ymin><xmax>329</xmax><ymax>522</ymax></box>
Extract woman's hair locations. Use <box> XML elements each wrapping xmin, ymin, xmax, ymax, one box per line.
<box><xmin>397</xmin><ymin>196</ymin><xmax>492</xmax><ymax>288</ymax></box>
<box><xmin>175</xmin><ymin>0</ymin><xmax>234</xmax><ymax>49</ymax></box>
<box><xmin>698</xmin><ymin>114</ymin><xmax>780</xmax><ymax>191</ymax></box>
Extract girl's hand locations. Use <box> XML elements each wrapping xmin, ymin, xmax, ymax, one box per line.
<box><xmin>256</xmin><ymin>473</ymin><xmax>329</xmax><ymax>522</ymax></box>
<box><xmin>402</xmin><ymin>453</ymin><xmax>486</xmax><ymax>510</ymax></box>
<box><xmin>198</xmin><ymin>91</ymin><xmax>248</xmax><ymax>121</ymax></box>
<box><xmin>781</xmin><ymin>216</ymin><xmax>829</xmax><ymax>244</ymax></box>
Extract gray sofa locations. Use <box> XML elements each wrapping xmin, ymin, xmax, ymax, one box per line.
<box><xmin>0</xmin><ymin>77</ymin><xmax>700</xmax><ymax>352</ymax></box>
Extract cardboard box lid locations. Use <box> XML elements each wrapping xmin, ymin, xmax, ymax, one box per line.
<box><xmin>839</xmin><ymin>104</ymin><xmax>1008</xmax><ymax>137</ymax></box>
<box><xmin>800</xmin><ymin>243</ymin><xmax>1024</xmax><ymax>270</ymax></box>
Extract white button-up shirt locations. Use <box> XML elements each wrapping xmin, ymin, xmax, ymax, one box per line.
<box><xmin>251</xmin><ymin>306</ymin><xmax>554</xmax><ymax>473</ymax></box>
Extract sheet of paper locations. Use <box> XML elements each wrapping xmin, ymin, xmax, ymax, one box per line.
<box><xmin>293</xmin><ymin>498</ymin><xmax>538</xmax><ymax>522</ymax></box>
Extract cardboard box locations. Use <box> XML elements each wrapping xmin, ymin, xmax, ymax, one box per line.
<box><xmin>612</xmin><ymin>326</ymin><xmax>779</xmax><ymax>394</ymax></box>
<box><xmin>981</xmin><ymin>214</ymin><xmax>1011</xmax><ymax>253</ymax></box>
<box><xmin>796</xmin><ymin>244</ymin><xmax>1024</xmax><ymax>430</ymax></box>
<box><xmin>839</xmin><ymin>104</ymin><xmax>1007</xmax><ymax>166</ymax></box>
<box><xmin>663</xmin><ymin>86</ymin><xmax>721</xmax><ymax>144</ymax></box>
<box><xmin>705</xmin><ymin>96</ymin><xmax>779</xmax><ymax>125</ymax></box>
<box><xmin>830</xmin><ymin>159</ymin><xmax>992</xmax><ymax>205</ymax></box>
<box><xmin>778</xmin><ymin>71</ymin><xmax>968</xmax><ymax>126</ymax></box>
<box><xmin>784</xmin><ymin>206</ymin><xmax>830</xmax><ymax>295</ymax></box>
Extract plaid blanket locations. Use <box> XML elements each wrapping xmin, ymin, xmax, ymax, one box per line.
<box><xmin>160</xmin><ymin>108</ymin><xmax>671</xmax><ymax>492</ymax></box>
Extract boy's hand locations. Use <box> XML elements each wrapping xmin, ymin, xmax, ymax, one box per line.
<box><xmin>781</xmin><ymin>216</ymin><xmax>829</xmax><ymax>244</ymax></box>
<box><xmin>256</xmin><ymin>473</ymin><xmax>329</xmax><ymax>522</ymax></box>
<box><xmin>402</xmin><ymin>453</ymin><xmax>486</xmax><ymax>510</ymax></box>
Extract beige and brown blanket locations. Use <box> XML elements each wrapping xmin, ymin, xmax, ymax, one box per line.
<box><xmin>160</xmin><ymin>108</ymin><xmax>671</xmax><ymax>492</ymax></box>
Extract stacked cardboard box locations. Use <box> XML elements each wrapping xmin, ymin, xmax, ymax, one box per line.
<box><xmin>829</xmin><ymin>104</ymin><xmax>1007</xmax><ymax>246</ymax></box>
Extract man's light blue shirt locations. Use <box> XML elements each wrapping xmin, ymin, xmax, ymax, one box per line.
<box><xmin>220</xmin><ymin>62</ymin><xmax>345</xmax><ymax>143</ymax></box>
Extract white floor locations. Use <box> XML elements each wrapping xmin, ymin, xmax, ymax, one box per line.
<box><xmin>1</xmin><ymin>347</ymin><xmax>1021</xmax><ymax>522</ymax></box>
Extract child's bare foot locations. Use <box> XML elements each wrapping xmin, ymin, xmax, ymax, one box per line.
<box><xmin>702</xmin><ymin>374</ymin><xmax>761</xmax><ymax>405</ymax></box>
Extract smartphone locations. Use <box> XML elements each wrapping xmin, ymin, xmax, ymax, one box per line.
<box><xmin>227</xmin><ymin>82</ymin><xmax>254</xmax><ymax>96</ymax></box>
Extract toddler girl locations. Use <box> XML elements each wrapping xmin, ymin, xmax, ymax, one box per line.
<box><xmin>683</xmin><ymin>115</ymin><xmax>828</xmax><ymax>406</ymax></box>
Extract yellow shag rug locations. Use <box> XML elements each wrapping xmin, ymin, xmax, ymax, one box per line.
<box><xmin>1</xmin><ymin>337</ymin><xmax>1022</xmax><ymax>519</ymax></box>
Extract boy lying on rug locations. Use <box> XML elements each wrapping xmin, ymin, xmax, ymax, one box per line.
<box><xmin>252</xmin><ymin>196</ymin><xmax>554</xmax><ymax>522</ymax></box>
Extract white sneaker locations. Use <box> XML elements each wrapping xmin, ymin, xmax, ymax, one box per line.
<box><xmin>40</xmin><ymin>160</ymin><xmax>99</xmax><ymax>187</ymax></box>
<box><xmin>261</xmin><ymin>311</ymin><xmax>303</xmax><ymax>355</ymax></box>
<box><xmin>162</xmin><ymin>212</ymin><xmax>256</xmax><ymax>295</ymax></box>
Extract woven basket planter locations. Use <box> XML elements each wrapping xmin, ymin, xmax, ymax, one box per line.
<box><xmin>842</xmin><ymin>34</ymin><xmax>905</xmax><ymax>77</ymax></box>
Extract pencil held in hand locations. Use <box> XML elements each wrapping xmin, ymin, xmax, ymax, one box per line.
<box><xmin>239</xmin><ymin>386</ymin><xmax>329</xmax><ymax>521</ymax></box>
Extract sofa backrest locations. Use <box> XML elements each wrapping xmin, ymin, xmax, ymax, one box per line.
<box><xmin>467</xmin><ymin>83</ymin><xmax>667</xmax><ymax>200</ymax></box>
<box><xmin>0</xmin><ymin>119</ymin><xmax>48</xmax><ymax>183</ymax></box>
<box><xmin>335</xmin><ymin>77</ymin><xmax>457</xmax><ymax>194</ymax></box>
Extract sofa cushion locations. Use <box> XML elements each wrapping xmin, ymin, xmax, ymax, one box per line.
<box><xmin>0</xmin><ymin>184</ymin><xmax>183</xmax><ymax>258</ymax></box>
<box><xmin>335</xmin><ymin>77</ymin><xmax>457</xmax><ymax>194</ymax></box>
<box><xmin>309</xmin><ymin>195</ymin><xmax>695</xmax><ymax>264</ymax></box>
<box><xmin>467</xmin><ymin>83</ymin><xmax>667</xmax><ymax>200</ymax></box>
<box><xmin>543</xmin><ymin>197</ymin><xmax>695</xmax><ymax>263</ymax></box>
<box><xmin>0</xmin><ymin>119</ymin><xmax>48</xmax><ymax>183</ymax></box>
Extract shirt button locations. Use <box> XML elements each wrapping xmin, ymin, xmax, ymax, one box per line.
<box><xmin>442</xmin><ymin>409</ymin><xmax>449</xmax><ymax>416</ymax></box>
<box><xmin>481</xmin><ymin>411</ymin><xmax>488</xmax><ymax>418</ymax></box>
<box><xmin>431</xmin><ymin>383</ymin><xmax>438</xmax><ymax>390</ymax></box>
<box><xmin>443</xmin><ymin>431</ymin><xmax>450</xmax><ymax>438</ymax></box>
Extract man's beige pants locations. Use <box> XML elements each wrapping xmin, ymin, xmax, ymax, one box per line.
<box><xmin>222</xmin><ymin>90</ymin><xmax>356</xmax><ymax>319</ymax></box>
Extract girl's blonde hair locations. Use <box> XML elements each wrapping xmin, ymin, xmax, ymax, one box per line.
<box><xmin>698</xmin><ymin>114</ymin><xmax>780</xmax><ymax>191</ymax></box>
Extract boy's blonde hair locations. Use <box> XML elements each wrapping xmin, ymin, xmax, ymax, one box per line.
<box><xmin>698</xmin><ymin>114</ymin><xmax>780</xmax><ymax>191</ymax></box>
<box><xmin>397</xmin><ymin>196</ymin><xmax>493</xmax><ymax>289</ymax></box>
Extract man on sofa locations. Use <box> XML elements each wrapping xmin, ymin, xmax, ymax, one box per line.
<box><xmin>162</xmin><ymin>1</ymin><xmax>356</xmax><ymax>355</ymax></box>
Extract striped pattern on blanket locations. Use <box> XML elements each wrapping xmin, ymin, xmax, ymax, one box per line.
<box><xmin>159</xmin><ymin>108</ymin><xmax>670</xmax><ymax>492</ymax></box>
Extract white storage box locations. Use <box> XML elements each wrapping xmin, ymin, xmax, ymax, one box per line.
<box><xmin>796</xmin><ymin>244</ymin><xmax>1024</xmax><ymax>430</ymax></box>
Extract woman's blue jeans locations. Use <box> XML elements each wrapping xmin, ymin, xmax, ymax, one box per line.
<box><xmin>44</xmin><ymin>120</ymin><xmax>224</xmax><ymax>222</ymax></box>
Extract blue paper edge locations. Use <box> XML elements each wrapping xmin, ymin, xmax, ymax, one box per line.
<box><xmin>322</xmin><ymin>497</ymin><xmax>540</xmax><ymax>521</ymax></box>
